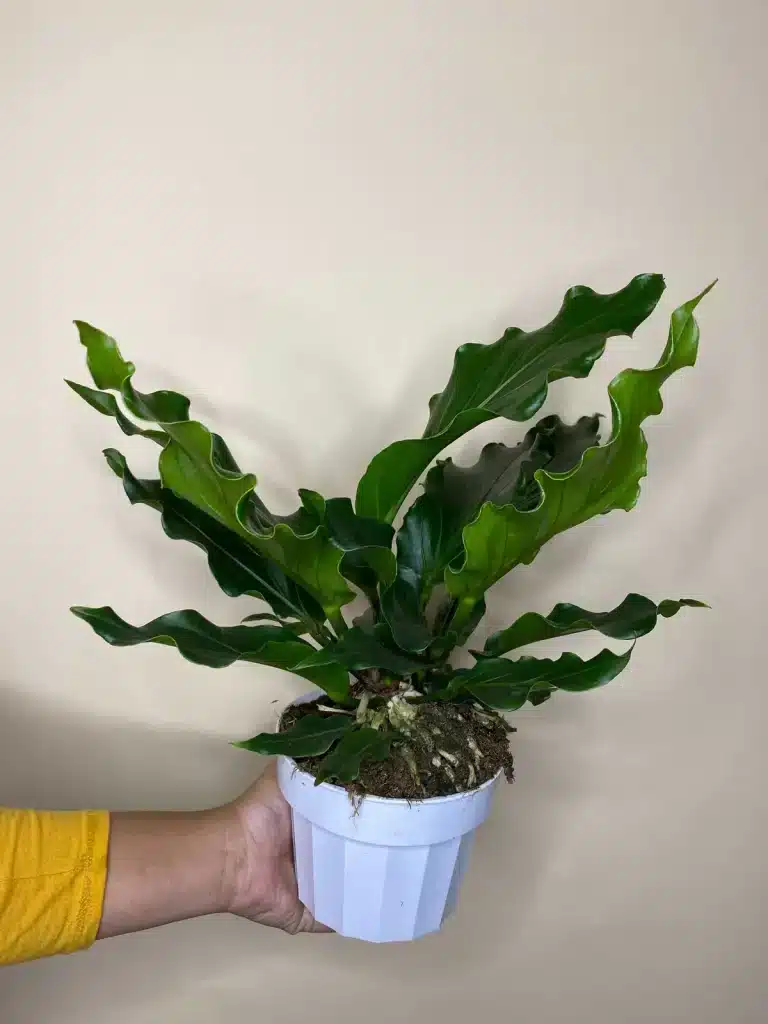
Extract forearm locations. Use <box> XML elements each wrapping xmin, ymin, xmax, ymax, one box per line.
<box><xmin>97</xmin><ymin>805</ymin><xmax>243</xmax><ymax>939</ymax></box>
<box><xmin>1</xmin><ymin>766</ymin><xmax>317</xmax><ymax>966</ymax></box>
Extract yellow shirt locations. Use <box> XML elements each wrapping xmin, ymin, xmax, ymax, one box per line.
<box><xmin>0</xmin><ymin>808</ymin><xmax>110</xmax><ymax>966</ymax></box>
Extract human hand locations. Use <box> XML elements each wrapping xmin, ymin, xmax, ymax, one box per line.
<box><xmin>223</xmin><ymin>762</ymin><xmax>330</xmax><ymax>935</ymax></box>
<box><xmin>98</xmin><ymin>762</ymin><xmax>329</xmax><ymax>942</ymax></box>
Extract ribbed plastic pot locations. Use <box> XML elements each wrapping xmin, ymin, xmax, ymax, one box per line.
<box><xmin>276</xmin><ymin>693</ymin><xmax>501</xmax><ymax>943</ymax></box>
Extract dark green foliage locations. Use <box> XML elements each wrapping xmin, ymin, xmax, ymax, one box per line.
<box><xmin>68</xmin><ymin>275</ymin><xmax>711</xmax><ymax>782</ymax></box>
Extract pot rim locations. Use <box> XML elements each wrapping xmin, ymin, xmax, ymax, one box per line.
<box><xmin>278</xmin><ymin>691</ymin><xmax>503</xmax><ymax>806</ymax></box>
<box><xmin>279</xmin><ymin>755</ymin><xmax>503</xmax><ymax>806</ymax></box>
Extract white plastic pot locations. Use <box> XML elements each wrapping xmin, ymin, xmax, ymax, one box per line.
<box><xmin>276</xmin><ymin>693</ymin><xmax>501</xmax><ymax>942</ymax></box>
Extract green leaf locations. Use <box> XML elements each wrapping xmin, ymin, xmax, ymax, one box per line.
<box><xmin>356</xmin><ymin>274</ymin><xmax>665</xmax><ymax>522</ymax></box>
<box><xmin>73</xmin><ymin>320</ymin><xmax>136</xmax><ymax>391</ymax></box>
<box><xmin>446</xmin><ymin>283</ymin><xmax>714</xmax><ymax>605</ymax></box>
<box><xmin>240</xmin><ymin>611</ymin><xmax>303</xmax><ymax>628</ymax></box>
<box><xmin>66</xmin><ymin>381</ymin><xmax>167</xmax><ymax>444</ymax></box>
<box><xmin>483</xmin><ymin>594</ymin><xmax>707</xmax><ymax>657</ymax></box>
<box><xmin>296</xmin><ymin>625</ymin><xmax>428</xmax><ymax>676</ymax></box>
<box><xmin>314</xmin><ymin>727</ymin><xmax>395</xmax><ymax>785</ymax></box>
<box><xmin>528</xmin><ymin>687</ymin><xmax>555</xmax><ymax>707</ymax></box>
<box><xmin>379</xmin><ymin>568</ymin><xmax>433</xmax><ymax>652</ymax></box>
<box><xmin>73</xmin><ymin>321</ymin><xmax>190</xmax><ymax>423</ymax></box>
<box><xmin>233</xmin><ymin>714</ymin><xmax>354</xmax><ymax>756</ymax></box>
<box><xmin>432</xmin><ymin>595</ymin><xmax>487</xmax><ymax>655</ymax></box>
<box><xmin>153</xmin><ymin>420</ymin><xmax>355</xmax><ymax>619</ymax></box>
<box><xmin>321</xmin><ymin>497</ymin><xmax>396</xmax><ymax>595</ymax></box>
<box><xmin>71</xmin><ymin>606</ymin><xmax>349</xmax><ymax>701</ymax></box>
<box><xmin>383</xmin><ymin>414</ymin><xmax>599</xmax><ymax>653</ymax></box>
<box><xmin>72</xmin><ymin>326</ymin><xmax>368</xmax><ymax>618</ymax></box>
<box><xmin>391</xmin><ymin>414</ymin><xmax>600</xmax><ymax>621</ymax></box>
<box><xmin>103</xmin><ymin>448</ymin><xmax>163</xmax><ymax>506</ymax></box>
<box><xmin>452</xmin><ymin>647</ymin><xmax>633</xmax><ymax>710</ymax></box>
<box><xmin>102</xmin><ymin>449</ymin><xmax>327</xmax><ymax>630</ymax></box>
<box><xmin>158</xmin><ymin>420</ymin><xmax>258</xmax><ymax>525</ymax></box>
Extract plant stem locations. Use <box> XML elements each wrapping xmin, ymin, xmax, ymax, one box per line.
<box><xmin>441</xmin><ymin>596</ymin><xmax>476</xmax><ymax>643</ymax></box>
<box><xmin>309</xmin><ymin>624</ymin><xmax>335</xmax><ymax>646</ymax></box>
<box><xmin>328</xmin><ymin>608</ymin><xmax>349</xmax><ymax>636</ymax></box>
<box><xmin>355</xmin><ymin>691</ymin><xmax>371</xmax><ymax>723</ymax></box>
<box><xmin>317</xmin><ymin>704</ymin><xmax>355</xmax><ymax>715</ymax></box>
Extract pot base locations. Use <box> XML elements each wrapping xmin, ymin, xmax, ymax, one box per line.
<box><xmin>291</xmin><ymin>808</ymin><xmax>476</xmax><ymax>941</ymax></box>
<box><xmin>278</xmin><ymin>755</ymin><xmax>499</xmax><ymax>942</ymax></box>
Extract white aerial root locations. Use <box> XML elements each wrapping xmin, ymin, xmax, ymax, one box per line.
<box><xmin>386</xmin><ymin>694</ymin><xmax>419</xmax><ymax>732</ymax></box>
<box><xmin>437</xmin><ymin>748</ymin><xmax>459</xmax><ymax>766</ymax></box>
<box><xmin>431</xmin><ymin>755</ymin><xmax>456</xmax><ymax>784</ymax></box>
<box><xmin>466</xmin><ymin>734</ymin><xmax>483</xmax><ymax>765</ymax></box>
<box><xmin>400</xmin><ymin>686</ymin><xmax>423</xmax><ymax>699</ymax></box>
<box><xmin>367</xmin><ymin>709</ymin><xmax>387</xmax><ymax>730</ymax></box>
<box><xmin>355</xmin><ymin>691</ymin><xmax>371</xmax><ymax>723</ymax></box>
<box><xmin>467</xmin><ymin>763</ymin><xmax>477</xmax><ymax>789</ymax></box>
<box><xmin>317</xmin><ymin>705</ymin><xmax>354</xmax><ymax>715</ymax></box>
<box><xmin>400</xmin><ymin>744</ymin><xmax>425</xmax><ymax>793</ymax></box>
<box><xmin>471</xmin><ymin>702</ymin><xmax>501</xmax><ymax>728</ymax></box>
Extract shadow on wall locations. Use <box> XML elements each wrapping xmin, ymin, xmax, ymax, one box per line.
<box><xmin>0</xmin><ymin>676</ymin><xmax>597</xmax><ymax>990</ymax></box>
<box><xmin>0</xmin><ymin>682</ymin><xmax>266</xmax><ymax>812</ymax></box>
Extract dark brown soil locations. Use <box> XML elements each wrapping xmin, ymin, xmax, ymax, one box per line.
<box><xmin>281</xmin><ymin>699</ymin><xmax>515</xmax><ymax>800</ymax></box>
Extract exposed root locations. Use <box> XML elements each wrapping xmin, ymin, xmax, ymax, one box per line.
<box><xmin>472</xmin><ymin>703</ymin><xmax>508</xmax><ymax>730</ymax></box>
<box><xmin>386</xmin><ymin>694</ymin><xmax>419</xmax><ymax>732</ymax></box>
<box><xmin>282</xmin><ymin>695</ymin><xmax>514</xmax><ymax>799</ymax></box>
<box><xmin>399</xmin><ymin>687</ymin><xmax>423</xmax><ymax>699</ymax></box>
<box><xmin>437</xmin><ymin>748</ymin><xmax>459</xmax><ymax>766</ymax></box>
<box><xmin>348</xmin><ymin>784</ymin><xmax>365</xmax><ymax>815</ymax></box>
<box><xmin>367</xmin><ymin>708</ymin><xmax>387</xmax><ymax>730</ymax></box>
<box><xmin>466</xmin><ymin>734</ymin><xmax>483</xmax><ymax>765</ymax></box>
<box><xmin>399</xmin><ymin>744</ymin><xmax>425</xmax><ymax>795</ymax></box>
<box><xmin>431</xmin><ymin>755</ymin><xmax>457</xmax><ymax>785</ymax></box>
<box><xmin>355</xmin><ymin>691</ymin><xmax>371</xmax><ymax>723</ymax></box>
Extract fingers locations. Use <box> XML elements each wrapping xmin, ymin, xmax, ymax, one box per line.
<box><xmin>294</xmin><ymin>903</ymin><xmax>334</xmax><ymax>935</ymax></box>
<box><xmin>307</xmin><ymin>920</ymin><xmax>334</xmax><ymax>934</ymax></box>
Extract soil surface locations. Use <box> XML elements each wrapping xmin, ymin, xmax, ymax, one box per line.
<box><xmin>281</xmin><ymin>699</ymin><xmax>515</xmax><ymax>799</ymax></box>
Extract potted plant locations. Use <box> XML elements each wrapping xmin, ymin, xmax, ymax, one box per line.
<box><xmin>67</xmin><ymin>273</ymin><xmax>711</xmax><ymax>942</ymax></box>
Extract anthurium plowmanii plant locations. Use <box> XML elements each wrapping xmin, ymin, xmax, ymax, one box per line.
<box><xmin>68</xmin><ymin>274</ymin><xmax>711</xmax><ymax>798</ymax></box>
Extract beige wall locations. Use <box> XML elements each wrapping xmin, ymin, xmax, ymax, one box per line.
<box><xmin>1</xmin><ymin>1</ymin><xmax>765</xmax><ymax>1020</ymax></box>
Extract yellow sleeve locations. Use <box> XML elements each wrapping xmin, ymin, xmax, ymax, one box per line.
<box><xmin>0</xmin><ymin>808</ymin><xmax>110</xmax><ymax>966</ymax></box>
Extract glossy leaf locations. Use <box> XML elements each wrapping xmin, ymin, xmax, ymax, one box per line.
<box><xmin>483</xmin><ymin>594</ymin><xmax>707</xmax><ymax>657</ymax></box>
<box><xmin>452</xmin><ymin>647</ymin><xmax>633</xmax><ymax>710</ymax></box>
<box><xmin>392</xmin><ymin>415</ymin><xmax>600</xmax><ymax>617</ymax></box>
<box><xmin>66</xmin><ymin>381</ymin><xmax>166</xmax><ymax>444</ymax></box>
<box><xmin>321</xmin><ymin>496</ymin><xmax>396</xmax><ymax>595</ymax></box>
<box><xmin>446</xmin><ymin>284</ymin><xmax>714</xmax><ymax>605</ymax></box>
<box><xmin>296</xmin><ymin>625</ymin><xmax>428</xmax><ymax>676</ymax></box>
<box><xmin>379</xmin><ymin>568</ymin><xmax>433</xmax><ymax>652</ymax></box>
<box><xmin>103</xmin><ymin>448</ymin><xmax>163</xmax><ymax>505</ymax></box>
<box><xmin>240</xmin><ymin>611</ymin><xmax>304</xmax><ymax>629</ymax></box>
<box><xmin>432</xmin><ymin>595</ymin><xmax>487</xmax><ymax>654</ymax></box>
<box><xmin>233</xmin><ymin>714</ymin><xmax>353</xmax><ymax>756</ymax></box>
<box><xmin>383</xmin><ymin>414</ymin><xmax>599</xmax><ymax>653</ymax></box>
<box><xmin>156</xmin><ymin>424</ymin><xmax>354</xmax><ymax>616</ymax></box>
<box><xmin>103</xmin><ymin>449</ymin><xmax>326</xmax><ymax>630</ymax></box>
<box><xmin>73</xmin><ymin>324</ymin><xmax>355</xmax><ymax>618</ymax></box>
<box><xmin>74</xmin><ymin>321</ymin><xmax>191</xmax><ymax>423</ymax></box>
<box><xmin>153</xmin><ymin>423</ymin><xmax>355</xmax><ymax>618</ymax></box>
<box><xmin>71</xmin><ymin>606</ymin><xmax>349</xmax><ymax>701</ymax></box>
<box><xmin>356</xmin><ymin>274</ymin><xmax>665</xmax><ymax>522</ymax></box>
<box><xmin>314</xmin><ymin>727</ymin><xmax>395</xmax><ymax>785</ymax></box>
